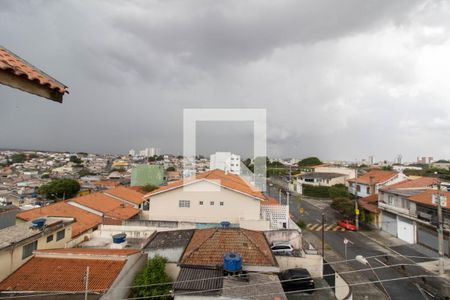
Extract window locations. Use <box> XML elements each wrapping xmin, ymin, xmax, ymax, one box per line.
<box><xmin>22</xmin><ymin>241</ymin><xmax>37</xmax><ymax>259</ymax></box>
<box><xmin>366</xmin><ymin>187</ymin><xmax>370</xmax><ymax>194</ymax></box>
<box><xmin>199</xmin><ymin>201</ymin><xmax>203</xmax><ymax>205</ymax></box>
<box><xmin>179</xmin><ymin>200</ymin><xmax>190</xmax><ymax>208</ymax></box>
<box><xmin>56</xmin><ymin>229</ymin><xmax>65</xmax><ymax>241</ymax></box>
<box><xmin>46</xmin><ymin>234</ymin><xmax>54</xmax><ymax>243</ymax></box>
<box><xmin>356</xmin><ymin>185</ymin><xmax>361</xmax><ymax>192</ymax></box>
<box><xmin>220</xmin><ymin>201</ymin><xmax>224</xmax><ymax>206</ymax></box>
<box><xmin>210</xmin><ymin>201</ymin><xmax>214</xmax><ymax>205</ymax></box>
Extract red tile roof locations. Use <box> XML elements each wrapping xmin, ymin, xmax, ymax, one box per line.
<box><xmin>358</xmin><ymin>194</ymin><xmax>379</xmax><ymax>214</ymax></box>
<box><xmin>103</xmin><ymin>186</ymin><xmax>145</xmax><ymax>205</ymax></box>
<box><xmin>348</xmin><ymin>170</ymin><xmax>398</xmax><ymax>185</ymax></box>
<box><xmin>181</xmin><ymin>228</ymin><xmax>276</xmax><ymax>267</ymax></box>
<box><xmin>381</xmin><ymin>177</ymin><xmax>440</xmax><ymax>190</ymax></box>
<box><xmin>92</xmin><ymin>180</ymin><xmax>120</xmax><ymax>188</ymax></box>
<box><xmin>0</xmin><ymin>257</ymin><xmax>125</xmax><ymax>292</ymax></box>
<box><xmin>16</xmin><ymin>202</ymin><xmax>101</xmax><ymax>238</ymax></box>
<box><xmin>145</xmin><ymin>169</ymin><xmax>266</xmax><ymax>201</ymax></box>
<box><xmin>0</xmin><ymin>47</ymin><xmax>67</xmax><ymax>101</ymax></box>
<box><xmin>69</xmin><ymin>193</ymin><xmax>140</xmax><ymax>220</ymax></box>
<box><xmin>408</xmin><ymin>190</ymin><xmax>450</xmax><ymax>209</ymax></box>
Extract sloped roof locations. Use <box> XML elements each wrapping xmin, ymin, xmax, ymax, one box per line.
<box><xmin>69</xmin><ymin>193</ymin><xmax>139</xmax><ymax>220</ymax></box>
<box><xmin>103</xmin><ymin>186</ymin><xmax>145</xmax><ymax>205</ymax></box>
<box><xmin>35</xmin><ymin>248</ymin><xmax>139</xmax><ymax>256</ymax></box>
<box><xmin>144</xmin><ymin>169</ymin><xmax>267</xmax><ymax>201</ymax></box>
<box><xmin>408</xmin><ymin>190</ymin><xmax>450</xmax><ymax>209</ymax></box>
<box><xmin>16</xmin><ymin>202</ymin><xmax>101</xmax><ymax>238</ymax></box>
<box><xmin>358</xmin><ymin>194</ymin><xmax>379</xmax><ymax>214</ymax></box>
<box><xmin>381</xmin><ymin>177</ymin><xmax>440</xmax><ymax>191</ymax></box>
<box><xmin>181</xmin><ymin>228</ymin><xmax>276</xmax><ymax>267</ymax></box>
<box><xmin>0</xmin><ymin>257</ymin><xmax>125</xmax><ymax>292</ymax></box>
<box><xmin>0</xmin><ymin>46</ymin><xmax>67</xmax><ymax>102</ymax></box>
<box><xmin>348</xmin><ymin>170</ymin><xmax>398</xmax><ymax>185</ymax></box>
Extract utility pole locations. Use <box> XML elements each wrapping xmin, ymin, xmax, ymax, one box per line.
<box><xmin>84</xmin><ymin>266</ymin><xmax>90</xmax><ymax>300</ymax></box>
<box><xmin>436</xmin><ymin>183</ymin><xmax>445</xmax><ymax>276</ymax></box>
<box><xmin>354</xmin><ymin>163</ymin><xmax>359</xmax><ymax>231</ymax></box>
<box><xmin>286</xmin><ymin>191</ymin><xmax>290</xmax><ymax>229</ymax></box>
<box><xmin>321</xmin><ymin>212</ymin><xmax>325</xmax><ymax>258</ymax></box>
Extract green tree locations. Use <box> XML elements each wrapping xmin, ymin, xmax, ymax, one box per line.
<box><xmin>132</xmin><ymin>255</ymin><xmax>172</xmax><ymax>299</ymax></box>
<box><xmin>69</xmin><ymin>155</ymin><xmax>82</xmax><ymax>164</ymax></box>
<box><xmin>11</xmin><ymin>153</ymin><xmax>27</xmax><ymax>164</ymax></box>
<box><xmin>166</xmin><ymin>166</ymin><xmax>176</xmax><ymax>172</ymax></box>
<box><xmin>381</xmin><ymin>165</ymin><xmax>393</xmax><ymax>171</ymax></box>
<box><xmin>141</xmin><ymin>184</ymin><xmax>158</xmax><ymax>193</ymax></box>
<box><xmin>330</xmin><ymin>197</ymin><xmax>355</xmax><ymax>219</ymax></box>
<box><xmin>298</xmin><ymin>157</ymin><xmax>322</xmax><ymax>167</ymax></box>
<box><xmin>38</xmin><ymin>179</ymin><xmax>81</xmax><ymax>200</ymax></box>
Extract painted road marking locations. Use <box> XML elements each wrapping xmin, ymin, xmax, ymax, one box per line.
<box><xmin>325</xmin><ymin>224</ymin><xmax>334</xmax><ymax>231</ymax></box>
<box><xmin>306</xmin><ymin>223</ymin><xmax>347</xmax><ymax>232</ymax></box>
<box><xmin>308</xmin><ymin>224</ymin><xmax>320</xmax><ymax>230</ymax></box>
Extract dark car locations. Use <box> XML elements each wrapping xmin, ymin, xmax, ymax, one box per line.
<box><xmin>278</xmin><ymin>268</ymin><xmax>315</xmax><ymax>294</ymax></box>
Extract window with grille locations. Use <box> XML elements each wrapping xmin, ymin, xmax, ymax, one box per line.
<box><xmin>22</xmin><ymin>241</ymin><xmax>37</xmax><ymax>260</ymax></box>
<box><xmin>56</xmin><ymin>229</ymin><xmax>65</xmax><ymax>241</ymax></box>
<box><xmin>179</xmin><ymin>200</ymin><xmax>190</xmax><ymax>208</ymax></box>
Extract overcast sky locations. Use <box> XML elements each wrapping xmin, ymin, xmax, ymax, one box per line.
<box><xmin>1</xmin><ymin>0</ymin><xmax>450</xmax><ymax>162</ymax></box>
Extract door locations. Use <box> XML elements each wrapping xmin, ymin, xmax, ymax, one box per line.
<box><xmin>417</xmin><ymin>225</ymin><xmax>449</xmax><ymax>256</ymax></box>
<box><xmin>397</xmin><ymin>216</ymin><xmax>415</xmax><ymax>244</ymax></box>
<box><xmin>381</xmin><ymin>211</ymin><xmax>397</xmax><ymax>237</ymax></box>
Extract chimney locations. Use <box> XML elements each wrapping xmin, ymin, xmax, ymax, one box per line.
<box><xmin>369</xmin><ymin>176</ymin><xmax>376</xmax><ymax>195</ymax></box>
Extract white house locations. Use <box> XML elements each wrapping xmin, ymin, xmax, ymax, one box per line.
<box><xmin>348</xmin><ymin>170</ymin><xmax>407</xmax><ymax>198</ymax></box>
<box><xmin>143</xmin><ymin>169</ymin><xmax>287</xmax><ymax>230</ymax></box>
<box><xmin>210</xmin><ymin>152</ymin><xmax>241</xmax><ymax>175</ymax></box>
<box><xmin>295</xmin><ymin>172</ymin><xmax>348</xmax><ymax>194</ymax></box>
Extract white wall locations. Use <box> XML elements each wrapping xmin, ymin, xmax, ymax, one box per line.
<box><xmin>147</xmin><ymin>180</ymin><xmax>261</xmax><ymax>223</ymax></box>
<box><xmin>276</xmin><ymin>255</ymin><xmax>323</xmax><ymax>278</ymax></box>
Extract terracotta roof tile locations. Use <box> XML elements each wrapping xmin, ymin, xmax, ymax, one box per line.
<box><xmin>145</xmin><ymin>169</ymin><xmax>266</xmax><ymax>201</ymax></box>
<box><xmin>181</xmin><ymin>228</ymin><xmax>276</xmax><ymax>267</ymax></box>
<box><xmin>103</xmin><ymin>186</ymin><xmax>145</xmax><ymax>205</ymax></box>
<box><xmin>358</xmin><ymin>194</ymin><xmax>379</xmax><ymax>214</ymax></box>
<box><xmin>348</xmin><ymin>170</ymin><xmax>398</xmax><ymax>185</ymax></box>
<box><xmin>0</xmin><ymin>257</ymin><xmax>125</xmax><ymax>292</ymax></box>
<box><xmin>381</xmin><ymin>177</ymin><xmax>440</xmax><ymax>190</ymax></box>
<box><xmin>16</xmin><ymin>202</ymin><xmax>101</xmax><ymax>238</ymax></box>
<box><xmin>69</xmin><ymin>193</ymin><xmax>140</xmax><ymax>220</ymax></box>
<box><xmin>408</xmin><ymin>190</ymin><xmax>450</xmax><ymax>209</ymax></box>
<box><xmin>0</xmin><ymin>47</ymin><xmax>67</xmax><ymax>95</ymax></box>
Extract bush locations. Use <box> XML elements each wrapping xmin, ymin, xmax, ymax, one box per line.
<box><xmin>141</xmin><ymin>184</ymin><xmax>158</xmax><ymax>193</ymax></box>
<box><xmin>132</xmin><ymin>255</ymin><xmax>172</xmax><ymax>299</ymax></box>
<box><xmin>302</xmin><ymin>184</ymin><xmax>330</xmax><ymax>198</ymax></box>
<box><xmin>296</xmin><ymin>219</ymin><xmax>307</xmax><ymax>229</ymax></box>
<box><xmin>329</xmin><ymin>184</ymin><xmax>349</xmax><ymax>199</ymax></box>
<box><xmin>331</xmin><ymin>197</ymin><xmax>355</xmax><ymax>218</ymax></box>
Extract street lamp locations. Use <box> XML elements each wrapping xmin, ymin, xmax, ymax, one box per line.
<box><xmin>356</xmin><ymin>255</ymin><xmax>391</xmax><ymax>300</ymax></box>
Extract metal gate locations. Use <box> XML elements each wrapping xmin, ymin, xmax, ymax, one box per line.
<box><xmin>382</xmin><ymin>211</ymin><xmax>397</xmax><ymax>237</ymax></box>
<box><xmin>417</xmin><ymin>225</ymin><xmax>449</xmax><ymax>256</ymax></box>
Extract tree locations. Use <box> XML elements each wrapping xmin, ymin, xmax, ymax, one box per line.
<box><xmin>141</xmin><ymin>184</ymin><xmax>158</xmax><ymax>193</ymax></box>
<box><xmin>69</xmin><ymin>155</ymin><xmax>82</xmax><ymax>164</ymax></box>
<box><xmin>331</xmin><ymin>197</ymin><xmax>355</xmax><ymax>219</ymax></box>
<box><xmin>38</xmin><ymin>179</ymin><xmax>81</xmax><ymax>200</ymax></box>
<box><xmin>132</xmin><ymin>255</ymin><xmax>172</xmax><ymax>299</ymax></box>
<box><xmin>381</xmin><ymin>165</ymin><xmax>393</xmax><ymax>171</ymax></box>
<box><xmin>166</xmin><ymin>166</ymin><xmax>176</xmax><ymax>172</ymax></box>
<box><xmin>11</xmin><ymin>153</ymin><xmax>27</xmax><ymax>164</ymax></box>
<box><xmin>298</xmin><ymin>157</ymin><xmax>322</xmax><ymax>167</ymax></box>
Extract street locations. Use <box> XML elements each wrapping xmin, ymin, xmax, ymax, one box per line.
<box><xmin>266</xmin><ymin>183</ymin><xmax>442</xmax><ymax>300</ymax></box>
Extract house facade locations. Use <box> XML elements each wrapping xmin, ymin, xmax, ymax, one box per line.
<box><xmin>348</xmin><ymin>170</ymin><xmax>407</xmax><ymax>198</ymax></box>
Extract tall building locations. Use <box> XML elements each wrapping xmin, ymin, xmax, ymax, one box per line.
<box><xmin>129</xmin><ymin>149</ymin><xmax>136</xmax><ymax>156</ymax></box>
<box><xmin>210</xmin><ymin>152</ymin><xmax>241</xmax><ymax>175</ymax></box>
<box><xmin>368</xmin><ymin>155</ymin><xmax>374</xmax><ymax>165</ymax></box>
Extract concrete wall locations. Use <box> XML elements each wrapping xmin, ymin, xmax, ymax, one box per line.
<box><xmin>239</xmin><ymin>219</ymin><xmax>271</xmax><ymax>231</ymax></box>
<box><xmin>275</xmin><ymin>254</ymin><xmax>323</xmax><ymax>278</ymax></box>
<box><xmin>165</xmin><ymin>262</ymin><xmax>180</xmax><ymax>280</ymax></box>
<box><xmin>335</xmin><ymin>272</ymin><xmax>351</xmax><ymax>300</ymax></box>
<box><xmin>101</xmin><ymin>253</ymin><xmax>147</xmax><ymax>300</ymax></box>
<box><xmin>147</xmin><ymin>180</ymin><xmax>261</xmax><ymax>223</ymax></box>
<box><xmin>0</xmin><ymin>225</ymin><xmax>72</xmax><ymax>282</ymax></box>
<box><xmin>264</xmin><ymin>229</ymin><xmax>302</xmax><ymax>250</ymax></box>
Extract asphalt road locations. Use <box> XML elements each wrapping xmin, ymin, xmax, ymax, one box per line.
<box><xmin>266</xmin><ymin>185</ymin><xmax>431</xmax><ymax>300</ymax></box>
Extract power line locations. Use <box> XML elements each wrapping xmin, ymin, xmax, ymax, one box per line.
<box><xmin>0</xmin><ymin>254</ymin><xmax>440</xmax><ymax>299</ymax></box>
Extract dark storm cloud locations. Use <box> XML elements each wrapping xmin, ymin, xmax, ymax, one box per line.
<box><xmin>1</xmin><ymin>0</ymin><xmax>450</xmax><ymax>161</ymax></box>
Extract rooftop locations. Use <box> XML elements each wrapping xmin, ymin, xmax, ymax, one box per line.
<box><xmin>408</xmin><ymin>190</ymin><xmax>450</xmax><ymax>209</ymax></box>
<box><xmin>103</xmin><ymin>186</ymin><xmax>145</xmax><ymax>205</ymax></box>
<box><xmin>0</xmin><ymin>218</ymin><xmax>68</xmax><ymax>250</ymax></box>
<box><xmin>300</xmin><ymin>172</ymin><xmax>346</xmax><ymax>179</ymax></box>
<box><xmin>144</xmin><ymin>169</ymin><xmax>272</xmax><ymax>202</ymax></box>
<box><xmin>181</xmin><ymin>228</ymin><xmax>276</xmax><ymax>267</ymax></box>
<box><xmin>381</xmin><ymin>177</ymin><xmax>440</xmax><ymax>190</ymax></box>
<box><xmin>144</xmin><ymin>229</ymin><xmax>194</xmax><ymax>250</ymax></box>
<box><xmin>348</xmin><ymin>170</ymin><xmax>398</xmax><ymax>185</ymax></box>
<box><xmin>16</xmin><ymin>201</ymin><xmax>102</xmax><ymax>238</ymax></box>
<box><xmin>0</xmin><ymin>250</ymin><xmax>132</xmax><ymax>293</ymax></box>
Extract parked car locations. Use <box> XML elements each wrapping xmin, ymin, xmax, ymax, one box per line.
<box><xmin>278</xmin><ymin>268</ymin><xmax>315</xmax><ymax>293</ymax></box>
<box><xmin>271</xmin><ymin>242</ymin><xmax>294</xmax><ymax>254</ymax></box>
<box><xmin>337</xmin><ymin>219</ymin><xmax>357</xmax><ymax>231</ymax></box>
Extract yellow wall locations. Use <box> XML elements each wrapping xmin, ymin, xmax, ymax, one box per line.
<box><xmin>0</xmin><ymin>224</ymin><xmax>72</xmax><ymax>282</ymax></box>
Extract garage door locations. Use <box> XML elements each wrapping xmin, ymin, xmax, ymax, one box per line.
<box><xmin>417</xmin><ymin>225</ymin><xmax>449</xmax><ymax>256</ymax></box>
<box><xmin>382</xmin><ymin>211</ymin><xmax>397</xmax><ymax>237</ymax></box>
<box><xmin>397</xmin><ymin>217</ymin><xmax>415</xmax><ymax>244</ymax></box>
